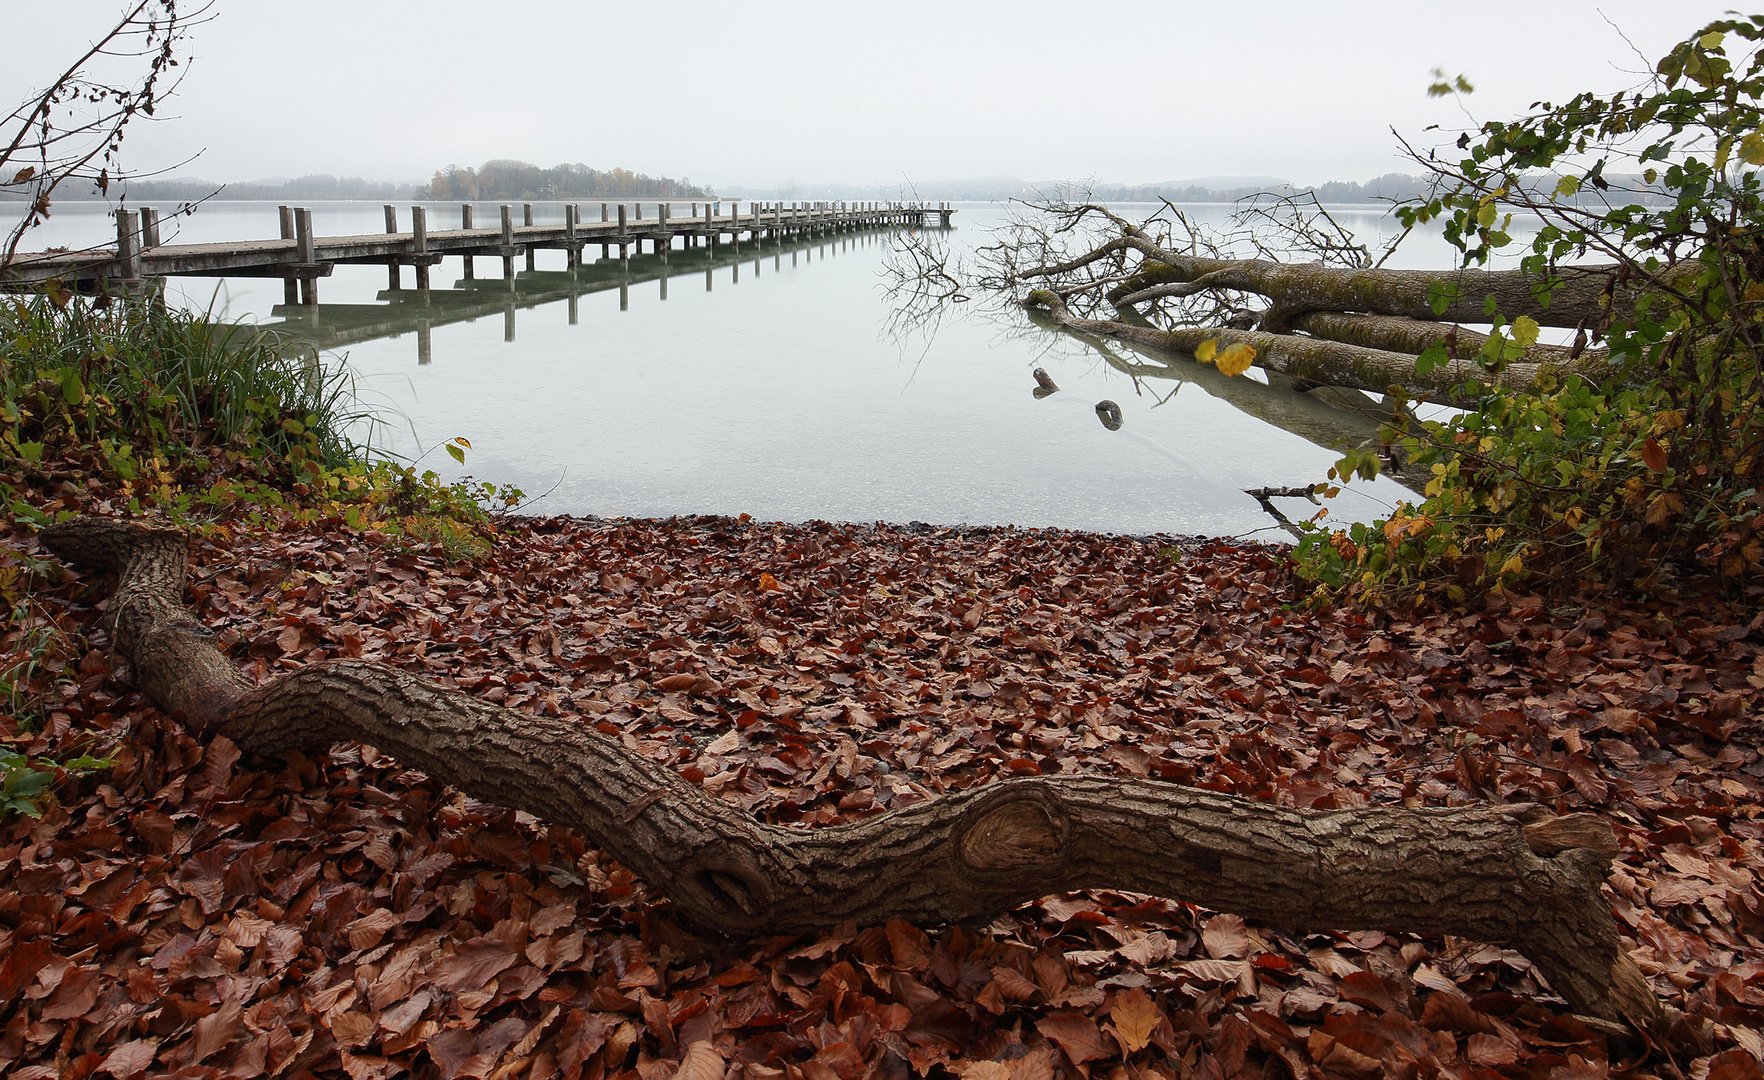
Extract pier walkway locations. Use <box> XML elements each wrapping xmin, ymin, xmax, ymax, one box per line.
<box><xmin>1</xmin><ymin>200</ymin><xmax>955</xmax><ymax>303</ymax></box>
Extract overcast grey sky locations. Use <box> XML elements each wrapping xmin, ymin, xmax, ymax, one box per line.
<box><xmin>3</xmin><ymin>1</ymin><xmax>1745</xmax><ymax>190</ymax></box>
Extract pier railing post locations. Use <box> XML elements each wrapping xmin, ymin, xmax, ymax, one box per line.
<box><xmin>462</xmin><ymin>203</ymin><xmax>474</xmax><ymax>230</ymax></box>
<box><xmin>140</xmin><ymin>207</ymin><xmax>161</xmax><ymax>248</ymax></box>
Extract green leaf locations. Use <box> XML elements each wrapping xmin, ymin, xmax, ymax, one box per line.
<box><xmin>1416</xmin><ymin>343</ymin><xmax>1450</xmax><ymax>376</ymax></box>
<box><xmin>1511</xmin><ymin>316</ymin><xmax>1540</xmax><ymax>348</ymax></box>
<box><xmin>60</xmin><ymin>368</ymin><xmax>83</xmax><ymax>405</ymax></box>
<box><xmin>1699</xmin><ymin>30</ymin><xmax>1725</xmax><ymax>50</ymax></box>
<box><xmin>1741</xmin><ymin>133</ymin><xmax>1764</xmax><ymax>166</ymax></box>
<box><xmin>446</xmin><ymin>442</ymin><xmax>466</xmax><ymax>465</ymax></box>
<box><xmin>1553</xmin><ymin>175</ymin><xmax>1581</xmax><ymax>199</ymax></box>
<box><xmin>1426</xmin><ymin>280</ymin><xmax>1461</xmax><ymax>317</ymax></box>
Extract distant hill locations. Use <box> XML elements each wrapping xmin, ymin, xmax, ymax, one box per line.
<box><xmin>421</xmin><ymin>161</ymin><xmax>712</xmax><ymax>200</ymax></box>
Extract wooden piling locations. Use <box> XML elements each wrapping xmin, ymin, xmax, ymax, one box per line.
<box><xmin>412</xmin><ymin>206</ymin><xmax>430</xmax><ymax>290</ymax></box>
<box><xmin>294</xmin><ymin>208</ymin><xmax>316</xmax><ymax>305</ymax></box>
<box><xmin>384</xmin><ymin>204</ymin><xmax>401</xmax><ymax>289</ymax></box>
<box><xmin>279</xmin><ymin>206</ymin><xmax>298</xmax><ymax>304</ymax></box>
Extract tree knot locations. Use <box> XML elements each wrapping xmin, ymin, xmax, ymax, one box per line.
<box><xmin>957</xmin><ymin>790</ymin><xmax>1067</xmax><ymax>872</ymax></box>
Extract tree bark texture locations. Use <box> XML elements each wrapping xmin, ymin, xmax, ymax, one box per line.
<box><xmin>1026</xmin><ymin>291</ymin><xmax>1549</xmax><ymax>410</ymax></box>
<box><xmin>1096</xmin><ymin>236</ymin><xmax>1655</xmax><ymax>330</ymax></box>
<box><xmin>40</xmin><ymin>516</ymin><xmax>1667</xmax><ymax>1034</ymax></box>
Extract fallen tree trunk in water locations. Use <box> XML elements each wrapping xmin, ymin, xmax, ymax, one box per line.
<box><xmin>1025</xmin><ymin>290</ymin><xmax>1552</xmax><ymax>410</ymax></box>
<box><xmin>40</xmin><ymin>515</ymin><xmax>1669</xmax><ymax>1035</ymax></box>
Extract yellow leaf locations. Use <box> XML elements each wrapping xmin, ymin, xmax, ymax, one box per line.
<box><xmin>758</xmin><ymin>572</ymin><xmax>782</xmax><ymax>591</ymax></box>
<box><xmin>453</xmin><ymin>436</ymin><xmax>472</xmax><ymax>449</ymax></box>
<box><xmin>1700</xmin><ymin>30</ymin><xmax>1726</xmax><ymax>49</ymax></box>
<box><xmin>1510</xmin><ymin>315</ymin><xmax>1539</xmax><ymax>348</ymax></box>
<box><xmin>1651</xmin><ymin>410</ymin><xmax>1686</xmax><ymax>433</ymax></box>
<box><xmin>1215</xmin><ymin>342</ymin><xmax>1256</xmax><ymax>377</ymax></box>
<box><xmin>1499</xmin><ymin>554</ymin><xmax>1525</xmax><ymax>577</ymax></box>
<box><xmin>1477</xmin><ymin>202</ymin><xmax>1497</xmax><ymax>228</ymax></box>
<box><xmin>1646</xmin><ymin>492</ymin><xmax>1684</xmax><ymax>525</ymax></box>
<box><xmin>1194</xmin><ymin>339</ymin><xmax>1218</xmax><ymax>363</ymax></box>
<box><xmin>1742</xmin><ymin>133</ymin><xmax>1764</xmax><ymax>166</ymax></box>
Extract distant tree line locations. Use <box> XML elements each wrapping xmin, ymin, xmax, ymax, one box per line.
<box><xmin>422</xmin><ymin>160</ymin><xmax>713</xmax><ymax>200</ymax></box>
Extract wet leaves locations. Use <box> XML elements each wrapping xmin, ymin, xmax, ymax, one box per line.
<box><xmin>4</xmin><ymin>501</ymin><xmax>1764</xmax><ymax>1078</ymax></box>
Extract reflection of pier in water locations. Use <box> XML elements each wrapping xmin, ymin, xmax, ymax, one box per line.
<box><xmin>261</xmin><ymin>230</ymin><xmax>893</xmax><ymax>364</ymax></box>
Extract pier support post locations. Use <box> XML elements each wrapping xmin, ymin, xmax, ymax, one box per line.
<box><xmin>115</xmin><ymin>209</ymin><xmax>142</xmax><ymax>284</ymax></box>
<box><xmin>412</xmin><ymin>207</ymin><xmax>430</xmax><ymax>290</ymax></box>
<box><xmin>500</xmin><ymin>205</ymin><xmax>515</xmax><ymax>280</ymax></box>
<box><xmin>618</xmin><ymin>204</ymin><xmax>629</xmax><ymax>269</ymax></box>
<box><xmin>523</xmin><ymin>203</ymin><xmax>535</xmax><ymax>271</ymax></box>
<box><xmin>279</xmin><ymin>206</ymin><xmax>298</xmax><ymax>304</ymax></box>
<box><xmin>140</xmin><ymin>207</ymin><xmax>161</xmax><ymax>249</ymax></box>
<box><xmin>565</xmin><ymin>204</ymin><xmax>578</xmax><ymax>269</ymax></box>
<box><xmin>294</xmin><ymin>207</ymin><xmax>317</xmax><ymax>306</ymax></box>
<box><xmin>384</xmin><ymin>204</ymin><xmax>401</xmax><ymax>289</ymax></box>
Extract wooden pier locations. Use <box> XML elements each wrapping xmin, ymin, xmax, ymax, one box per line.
<box><xmin>1</xmin><ymin>200</ymin><xmax>956</xmax><ymax>302</ymax></box>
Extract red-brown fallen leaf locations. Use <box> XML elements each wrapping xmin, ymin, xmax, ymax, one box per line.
<box><xmin>330</xmin><ymin>1011</ymin><xmax>378</xmax><ymax>1049</ymax></box>
<box><xmin>1106</xmin><ymin>987</ymin><xmax>1162</xmax><ymax>1053</ymax></box>
<box><xmin>190</xmin><ymin>998</ymin><xmax>243</xmax><ymax>1065</ymax></box>
<box><xmin>432</xmin><ymin>937</ymin><xmax>518</xmax><ymax>993</ymax></box>
<box><xmin>654</xmin><ymin>673</ymin><xmax>704</xmax><ymax>693</ymax></box>
<box><xmin>886</xmin><ymin>920</ymin><xmax>932</xmax><ymax>971</ymax></box>
<box><xmin>1038</xmin><ymin>1011</ymin><xmax>1111</xmax><ymax>1065</ymax></box>
<box><xmin>1201</xmin><ymin>913</ymin><xmax>1249</xmax><ymax>958</ymax></box>
<box><xmin>40</xmin><ymin>965</ymin><xmax>101</xmax><ymax>1020</ymax></box>
<box><xmin>96</xmin><ymin>1039</ymin><xmax>158</xmax><ymax>1080</ymax></box>
<box><xmin>0</xmin><ymin>940</ymin><xmax>54</xmax><ymax>1007</ymax></box>
<box><xmin>672</xmin><ymin>1041</ymin><xmax>726</xmax><ymax>1080</ymax></box>
<box><xmin>347</xmin><ymin>907</ymin><xmax>401</xmax><ymax>951</ymax></box>
<box><xmin>989</xmin><ymin>967</ymin><xmax>1040</xmax><ymax>1002</ymax></box>
<box><xmin>1336</xmin><ymin>971</ymin><xmax>1405</xmax><ymax>1015</ymax></box>
<box><xmin>1465</xmin><ymin>1032</ymin><xmax>1519</xmax><ymax>1066</ymax></box>
<box><xmin>952</xmin><ymin>1063</ymin><xmax>1012</xmax><ymax>1080</ymax></box>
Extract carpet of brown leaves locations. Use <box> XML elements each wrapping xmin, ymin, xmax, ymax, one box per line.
<box><xmin>4</xmin><ymin>498</ymin><xmax>1764</xmax><ymax>1080</ymax></box>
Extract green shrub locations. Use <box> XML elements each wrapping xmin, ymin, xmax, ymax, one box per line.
<box><xmin>1297</xmin><ymin>19</ymin><xmax>1764</xmax><ymax>603</ymax></box>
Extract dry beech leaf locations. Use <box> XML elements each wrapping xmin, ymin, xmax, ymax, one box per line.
<box><xmin>672</xmin><ymin>1041</ymin><xmax>726</xmax><ymax>1080</ymax></box>
<box><xmin>1107</xmin><ymin>988</ymin><xmax>1162</xmax><ymax>1053</ymax></box>
<box><xmin>1201</xmin><ymin>913</ymin><xmax>1249</xmax><ymax>958</ymax></box>
<box><xmin>1037</xmin><ymin>1011</ymin><xmax>1110</xmax><ymax>1065</ymax></box>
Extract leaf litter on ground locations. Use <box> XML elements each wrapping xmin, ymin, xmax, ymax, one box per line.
<box><xmin>4</xmin><ymin>486</ymin><xmax>1764</xmax><ymax>1080</ymax></box>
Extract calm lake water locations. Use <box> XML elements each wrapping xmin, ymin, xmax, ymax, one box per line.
<box><xmin>4</xmin><ymin>199</ymin><xmax>1442</xmax><ymax>537</ymax></box>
